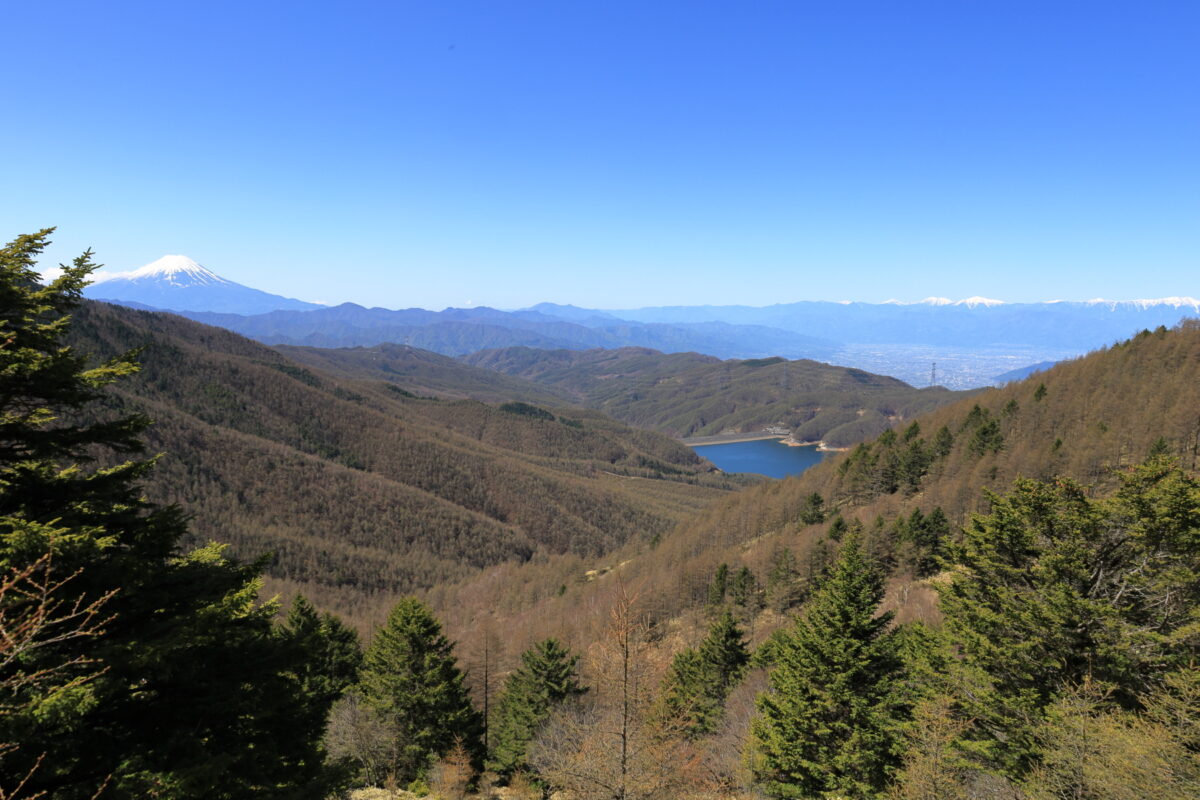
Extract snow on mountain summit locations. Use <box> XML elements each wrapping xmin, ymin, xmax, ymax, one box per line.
<box><xmin>110</xmin><ymin>255</ymin><xmax>230</xmax><ymax>286</ymax></box>
<box><xmin>84</xmin><ymin>254</ymin><xmax>320</xmax><ymax>314</ymax></box>
<box><xmin>953</xmin><ymin>296</ymin><xmax>1006</xmax><ymax>308</ymax></box>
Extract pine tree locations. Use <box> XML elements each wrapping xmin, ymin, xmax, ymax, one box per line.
<box><xmin>0</xmin><ymin>230</ymin><xmax>352</xmax><ymax>799</ymax></box>
<box><xmin>766</xmin><ymin>545</ymin><xmax>802</xmax><ymax>611</ymax></box>
<box><xmin>358</xmin><ymin>597</ymin><xmax>483</xmax><ymax>784</ymax></box>
<box><xmin>706</xmin><ymin>562</ymin><xmax>729</xmax><ymax>606</ymax></box>
<box><xmin>751</xmin><ymin>532</ymin><xmax>903</xmax><ymax>798</ymax></box>
<box><xmin>659</xmin><ymin>609</ymin><xmax>751</xmax><ymax>737</ymax></box>
<box><xmin>282</xmin><ymin>595</ymin><xmax>363</xmax><ymax>721</ymax></box>
<box><xmin>730</xmin><ymin>565</ymin><xmax>760</xmax><ymax>609</ymax></box>
<box><xmin>798</xmin><ymin>492</ymin><xmax>826</xmax><ymax>525</ymax></box>
<box><xmin>489</xmin><ymin>638</ymin><xmax>586</xmax><ymax>776</ymax></box>
<box><xmin>938</xmin><ymin>463</ymin><xmax>1200</xmax><ymax>776</ymax></box>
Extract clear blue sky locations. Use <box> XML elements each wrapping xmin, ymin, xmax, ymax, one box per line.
<box><xmin>5</xmin><ymin>1</ymin><xmax>1197</xmax><ymax>309</ymax></box>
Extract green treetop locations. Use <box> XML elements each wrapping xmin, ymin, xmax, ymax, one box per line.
<box><xmin>488</xmin><ymin>638</ymin><xmax>586</xmax><ymax>776</ymax></box>
<box><xmin>751</xmin><ymin>531</ymin><xmax>904</xmax><ymax>799</ymax></box>
<box><xmin>660</xmin><ymin>609</ymin><xmax>750</xmax><ymax>737</ymax></box>
<box><xmin>0</xmin><ymin>230</ymin><xmax>354</xmax><ymax>799</ymax></box>
<box><xmin>938</xmin><ymin>461</ymin><xmax>1200</xmax><ymax>776</ymax></box>
<box><xmin>359</xmin><ymin>597</ymin><xmax>484</xmax><ymax>783</ymax></box>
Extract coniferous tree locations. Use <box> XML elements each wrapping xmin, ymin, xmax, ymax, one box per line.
<box><xmin>751</xmin><ymin>532</ymin><xmax>903</xmax><ymax>798</ymax></box>
<box><xmin>932</xmin><ymin>425</ymin><xmax>954</xmax><ymax>457</ymax></box>
<box><xmin>706</xmin><ymin>562</ymin><xmax>729</xmax><ymax>606</ymax></box>
<box><xmin>488</xmin><ymin>638</ymin><xmax>585</xmax><ymax>776</ymax></box>
<box><xmin>798</xmin><ymin>492</ymin><xmax>826</xmax><ymax>525</ymax></box>
<box><xmin>766</xmin><ymin>546</ymin><xmax>802</xmax><ymax>612</ymax></box>
<box><xmin>282</xmin><ymin>595</ymin><xmax>363</xmax><ymax>721</ymax></box>
<box><xmin>730</xmin><ymin>565</ymin><xmax>760</xmax><ymax>609</ymax></box>
<box><xmin>938</xmin><ymin>462</ymin><xmax>1200</xmax><ymax>776</ymax></box>
<box><xmin>358</xmin><ymin>597</ymin><xmax>483</xmax><ymax>784</ymax></box>
<box><xmin>660</xmin><ymin>609</ymin><xmax>751</xmax><ymax>737</ymax></box>
<box><xmin>803</xmin><ymin>537</ymin><xmax>835</xmax><ymax>597</ymax></box>
<box><xmin>0</xmin><ymin>230</ymin><xmax>351</xmax><ymax>799</ymax></box>
<box><xmin>827</xmin><ymin>514</ymin><xmax>849</xmax><ymax>542</ymax></box>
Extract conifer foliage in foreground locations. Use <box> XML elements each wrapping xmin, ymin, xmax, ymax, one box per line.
<box><xmin>357</xmin><ymin>597</ymin><xmax>485</xmax><ymax>785</ymax></box>
<box><xmin>659</xmin><ymin>609</ymin><xmax>750</xmax><ymax>737</ymax></box>
<box><xmin>0</xmin><ymin>231</ymin><xmax>358</xmax><ymax>799</ymax></box>
<box><xmin>488</xmin><ymin>638</ymin><xmax>586</xmax><ymax>776</ymax></box>
<box><xmin>751</xmin><ymin>532</ymin><xmax>904</xmax><ymax>798</ymax></box>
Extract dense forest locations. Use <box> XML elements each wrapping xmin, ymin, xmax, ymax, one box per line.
<box><xmin>66</xmin><ymin>301</ymin><xmax>755</xmax><ymax>628</ymax></box>
<box><xmin>462</xmin><ymin>345</ymin><xmax>965</xmax><ymax>444</ymax></box>
<box><xmin>426</xmin><ymin>320</ymin><xmax>1200</xmax><ymax>798</ymax></box>
<box><xmin>275</xmin><ymin>342</ymin><xmax>574</xmax><ymax>405</ymax></box>
<box><xmin>7</xmin><ymin>232</ymin><xmax>1198</xmax><ymax>800</ymax></box>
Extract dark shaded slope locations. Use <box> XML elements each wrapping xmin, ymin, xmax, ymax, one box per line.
<box><xmin>462</xmin><ymin>346</ymin><xmax>965</xmax><ymax>445</ymax></box>
<box><xmin>69</xmin><ymin>302</ymin><xmax>748</xmax><ymax>623</ymax></box>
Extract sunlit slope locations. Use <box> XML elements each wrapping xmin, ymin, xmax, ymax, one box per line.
<box><xmin>70</xmin><ymin>301</ymin><xmax>749</xmax><ymax>622</ymax></box>
<box><xmin>463</xmin><ymin>346</ymin><xmax>966</xmax><ymax>445</ymax></box>
<box><xmin>432</xmin><ymin>321</ymin><xmax>1200</xmax><ymax>654</ymax></box>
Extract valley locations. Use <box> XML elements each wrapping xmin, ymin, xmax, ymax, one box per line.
<box><xmin>12</xmin><ymin>7</ymin><xmax>1198</xmax><ymax>798</ymax></box>
<box><xmin>14</xmin><ymin>240</ymin><xmax>1200</xmax><ymax>800</ymax></box>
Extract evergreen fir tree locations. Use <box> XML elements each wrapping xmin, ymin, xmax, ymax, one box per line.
<box><xmin>706</xmin><ymin>562</ymin><xmax>729</xmax><ymax>606</ymax></box>
<box><xmin>730</xmin><ymin>565</ymin><xmax>760</xmax><ymax>609</ymax></box>
<box><xmin>0</xmin><ymin>230</ymin><xmax>352</xmax><ymax>799</ymax></box>
<box><xmin>660</xmin><ymin>609</ymin><xmax>750</xmax><ymax>737</ymax></box>
<box><xmin>359</xmin><ymin>597</ymin><xmax>483</xmax><ymax>783</ymax></box>
<box><xmin>766</xmin><ymin>545</ymin><xmax>803</xmax><ymax>611</ymax></box>
<box><xmin>282</xmin><ymin>595</ymin><xmax>363</xmax><ymax>718</ymax></box>
<box><xmin>798</xmin><ymin>492</ymin><xmax>826</xmax><ymax>525</ymax></box>
<box><xmin>932</xmin><ymin>425</ymin><xmax>954</xmax><ymax>457</ymax></box>
<box><xmin>938</xmin><ymin>463</ymin><xmax>1200</xmax><ymax>776</ymax></box>
<box><xmin>828</xmin><ymin>515</ymin><xmax>848</xmax><ymax>541</ymax></box>
<box><xmin>488</xmin><ymin>638</ymin><xmax>585</xmax><ymax>776</ymax></box>
<box><xmin>802</xmin><ymin>537</ymin><xmax>835</xmax><ymax>596</ymax></box>
<box><xmin>751</xmin><ymin>532</ymin><xmax>903</xmax><ymax>798</ymax></box>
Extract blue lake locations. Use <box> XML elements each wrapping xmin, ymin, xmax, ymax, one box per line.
<box><xmin>691</xmin><ymin>438</ymin><xmax>828</xmax><ymax>479</ymax></box>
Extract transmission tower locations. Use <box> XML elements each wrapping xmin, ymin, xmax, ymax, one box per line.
<box><xmin>930</xmin><ymin>362</ymin><xmax>938</xmax><ymax>387</ymax></box>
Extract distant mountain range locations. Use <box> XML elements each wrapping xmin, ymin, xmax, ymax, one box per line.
<box><xmin>992</xmin><ymin>360</ymin><xmax>1059</xmax><ymax>384</ymax></box>
<box><xmin>83</xmin><ymin>255</ymin><xmax>1199</xmax><ymax>388</ymax></box>
<box><xmin>576</xmin><ymin>297</ymin><xmax>1200</xmax><ymax>351</ymax></box>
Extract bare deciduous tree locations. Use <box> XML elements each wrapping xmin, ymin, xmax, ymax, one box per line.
<box><xmin>529</xmin><ymin>586</ymin><xmax>708</xmax><ymax>800</ymax></box>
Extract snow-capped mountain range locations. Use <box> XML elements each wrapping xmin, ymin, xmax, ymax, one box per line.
<box><xmin>84</xmin><ymin>255</ymin><xmax>321</xmax><ymax>315</ymax></box>
<box><xmin>78</xmin><ymin>254</ymin><xmax>1199</xmax><ymax>388</ymax></box>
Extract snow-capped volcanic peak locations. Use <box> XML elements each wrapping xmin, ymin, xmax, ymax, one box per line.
<box><xmin>917</xmin><ymin>297</ymin><xmax>953</xmax><ymax>306</ymax></box>
<box><xmin>123</xmin><ymin>255</ymin><xmax>229</xmax><ymax>287</ymax></box>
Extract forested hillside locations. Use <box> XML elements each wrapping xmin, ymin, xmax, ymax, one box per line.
<box><xmin>406</xmin><ymin>322</ymin><xmax>1200</xmax><ymax>799</ymax></box>
<box><xmin>462</xmin><ymin>345</ymin><xmax>965</xmax><ymax>445</ymax></box>
<box><xmin>69</xmin><ymin>301</ymin><xmax>751</xmax><ymax>626</ymax></box>
<box><xmin>436</xmin><ymin>320</ymin><xmax>1200</xmax><ymax>668</ymax></box>
<box><xmin>14</xmin><ymin>236</ymin><xmax>1200</xmax><ymax>800</ymax></box>
<box><xmin>275</xmin><ymin>341</ymin><xmax>572</xmax><ymax>405</ymax></box>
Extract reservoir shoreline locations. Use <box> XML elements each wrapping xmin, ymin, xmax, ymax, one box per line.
<box><xmin>688</xmin><ymin>437</ymin><xmax>828</xmax><ymax>479</ymax></box>
<box><xmin>680</xmin><ymin>432</ymin><xmax>789</xmax><ymax>446</ymax></box>
<box><xmin>681</xmin><ymin>433</ymin><xmax>847</xmax><ymax>451</ymax></box>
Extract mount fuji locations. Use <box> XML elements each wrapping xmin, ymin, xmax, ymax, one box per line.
<box><xmin>84</xmin><ymin>255</ymin><xmax>321</xmax><ymax>315</ymax></box>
